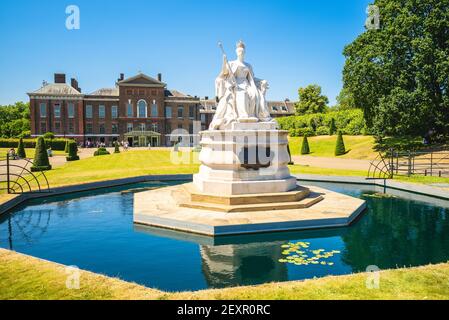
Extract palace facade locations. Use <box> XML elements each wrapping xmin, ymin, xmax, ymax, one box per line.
<box><xmin>28</xmin><ymin>72</ymin><xmax>295</xmax><ymax>146</ymax></box>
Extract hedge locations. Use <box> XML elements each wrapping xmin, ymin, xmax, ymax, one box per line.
<box><xmin>31</xmin><ymin>137</ymin><xmax>51</xmax><ymax>172</ymax></box>
<box><xmin>94</xmin><ymin>147</ymin><xmax>110</xmax><ymax>156</ymax></box>
<box><xmin>0</xmin><ymin>138</ymin><xmax>70</xmax><ymax>151</ymax></box>
<box><xmin>66</xmin><ymin>141</ymin><xmax>79</xmax><ymax>161</ymax></box>
<box><xmin>277</xmin><ymin>109</ymin><xmax>369</xmax><ymax>137</ymax></box>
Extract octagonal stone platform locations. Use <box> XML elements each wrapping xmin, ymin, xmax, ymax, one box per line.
<box><xmin>133</xmin><ymin>183</ymin><xmax>366</xmax><ymax>236</ymax></box>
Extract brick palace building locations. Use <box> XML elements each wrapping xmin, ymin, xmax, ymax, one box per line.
<box><xmin>28</xmin><ymin>72</ymin><xmax>295</xmax><ymax>147</ymax></box>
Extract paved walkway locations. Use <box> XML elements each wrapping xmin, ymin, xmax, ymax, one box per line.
<box><xmin>292</xmin><ymin>155</ymin><xmax>372</xmax><ymax>171</ymax></box>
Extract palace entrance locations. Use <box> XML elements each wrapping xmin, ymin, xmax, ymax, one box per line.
<box><xmin>124</xmin><ymin>131</ymin><xmax>161</xmax><ymax>147</ymax></box>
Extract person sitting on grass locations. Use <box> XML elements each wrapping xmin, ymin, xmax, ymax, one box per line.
<box><xmin>8</xmin><ymin>148</ymin><xmax>18</xmax><ymax>160</ymax></box>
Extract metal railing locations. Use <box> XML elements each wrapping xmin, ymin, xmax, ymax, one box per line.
<box><xmin>0</xmin><ymin>153</ymin><xmax>50</xmax><ymax>194</ymax></box>
<box><xmin>368</xmin><ymin>148</ymin><xmax>449</xmax><ymax>179</ymax></box>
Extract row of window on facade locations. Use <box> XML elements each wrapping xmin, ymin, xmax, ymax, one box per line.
<box><xmin>271</xmin><ymin>105</ymin><xmax>289</xmax><ymax>112</ymax></box>
<box><xmin>40</xmin><ymin>122</ymin><xmax>195</xmax><ymax>135</ymax></box>
<box><xmin>39</xmin><ymin>102</ymin><xmax>196</xmax><ymax>119</ymax></box>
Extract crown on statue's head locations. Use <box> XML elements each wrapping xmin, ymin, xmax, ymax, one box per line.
<box><xmin>236</xmin><ymin>40</ymin><xmax>246</xmax><ymax>49</ymax></box>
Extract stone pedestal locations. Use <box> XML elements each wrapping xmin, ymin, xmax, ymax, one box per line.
<box><xmin>193</xmin><ymin>122</ymin><xmax>297</xmax><ymax>195</ymax></box>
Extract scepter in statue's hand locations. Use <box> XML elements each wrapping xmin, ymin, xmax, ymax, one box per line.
<box><xmin>218</xmin><ymin>42</ymin><xmax>237</xmax><ymax>86</ymax></box>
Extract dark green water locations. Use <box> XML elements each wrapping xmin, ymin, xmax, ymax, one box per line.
<box><xmin>1</xmin><ymin>180</ymin><xmax>449</xmax><ymax>291</ymax></box>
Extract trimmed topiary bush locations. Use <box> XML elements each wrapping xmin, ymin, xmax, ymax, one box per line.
<box><xmin>329</xmin><ymin>118</ymin><xmax>336</xmax><ymax>135</ymax></box>
<box><xmin>64</xmin><ymin>140</ymin><xmax>70</xmax><ymax>153</ymax></box>
<box><xmin>31</xmin><ymin>137</ymin><xmax>52</xmax><ymax>172</ymax></box>
<box><xmin>94</xmin><ymin>147</ymin><xmax>110</xmax><ymax>156</ymax></box>
<box><xmin>335</xmin><ymin>131</ymin><xmax>346</xmax><ymax>156</ymax></box>
<box><xmin>66</xmin><ymin>141</ymin><xmax>79</xmax><ymax>161</ymax></box>
<box><xmin>300</xmin><ymin>136</ymin><xmax>310</xmax><ymax>155</ymax></box>
<box><xmin>17</xmin><ymin>138</ymin><xmax>26</xmax><ymax>158</ymax></box>
<box><xmin>114</xmin><ymin>141</ymin><xmax>120</xmax><ymax>153</ymax></box>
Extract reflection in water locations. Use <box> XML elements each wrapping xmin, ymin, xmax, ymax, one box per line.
<box><xmin>200</xmin><ymin>242</ymin><xmax>287</xmax><ymax>288</ymax></box>
<box><xmin>0</xmin><ymin>209</ymin><xmax>52</xmax><ymax>249</ymax></box>
<box><xmin>341</xmin><ymin>194</ymin><xmax>449</xmax><ymax>271</ymax></box>
<box><xmin>2</xmin><ymin>181</ymin><xmax>449</xmax><ymax>291</ymax></box>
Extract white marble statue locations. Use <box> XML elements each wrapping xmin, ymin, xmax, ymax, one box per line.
<box><xmin>209</xmin><ymin>40</ymin><xmax>273</xmax><ymax>130</ymax></box>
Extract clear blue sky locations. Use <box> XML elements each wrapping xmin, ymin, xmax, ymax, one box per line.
<box><xmin>0</xmin><ymin>0</ymin><xmax>371</xmax><ymax>105</ymax></box>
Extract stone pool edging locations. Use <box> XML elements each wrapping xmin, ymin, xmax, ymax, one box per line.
<box><xmin>1</xmin><ymin>173</ymin><xmax>448</xmax><ymax>216</ymax></box>
<box><xmin>0</xmin><ymin>174</ymin><xmax>193</xmax><ymax>215</ymax></box>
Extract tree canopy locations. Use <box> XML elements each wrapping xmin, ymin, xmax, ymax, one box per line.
<box><xmin>343</xmin><ymin>0</ymin><xmax>449</xmax><ymax>137</ymax></box>
<box><xmin>0</xmin><ymin>102</ymin><xmax>30</xmax><ymax>138</ymax></box>
<box><xmin>295</xmin><ymin>84</ymin><xmax>329</xmax><ymax>115</ymax></box>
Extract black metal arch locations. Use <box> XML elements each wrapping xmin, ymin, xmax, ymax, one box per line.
<box><xmin>0</xmin><ymin>154</ymin><xmax>50</xmax><ymax>194</ymax></box>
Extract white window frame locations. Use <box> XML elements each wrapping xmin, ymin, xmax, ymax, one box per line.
<box><xmin>137</xmin><ymin>99</ymin><xmax>147</xmax><ymax>118</ymax></box>
<box><xmin>68</xmin><ymin>103</ymin><xmax>75</xmax><ymax>118</ymax></box>
<box><xmin>111</xmin><ymin>105</ymin><xmax>118</xmax><ymax>119</ymax></box>
<box><xmin>86</xmin><ymin>105</ymin><xmax>93</xmax><ymax>118</ymax></box>
<box><xmin>99</xmin><ymin>105</ymin><xmax>105</xmax><ymax>119</ymax></box>
<box><xmin>39</xmin><ymin>103</ymin><xmax>47</xmax><ymax>118</ymax></box>
<box><xmin>54</xmin><ymin>104</ymin><xmax>61</xmax><ymax>118</ymax></box>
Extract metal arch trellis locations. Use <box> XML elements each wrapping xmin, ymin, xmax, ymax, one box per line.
<box><xmin>367</xmin><ymin>149</ymin><xmax>394</xmax><ymax>179</ymax></box>
<box><xmin>367</xmin><ymin>148</ymin><xmax>449</xmax><ymax>179</ymax></box>
<box><xmin>0</xmin><ymin>153</ymin><xmax>50</xmax><ymax>194</ymax></box>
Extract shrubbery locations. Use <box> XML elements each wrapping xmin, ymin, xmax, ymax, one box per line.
<box><xmin>114</xmin><ymin>141</ymin><xmax>120</xmax><ymax>153</ymax></box>
<box><xmin>278</xmin><ymin>109</ymin><xmax>368</xmax><ymax>137</ymax></box>
<box><xmin>0</xmin><ymin>138</ymin><xmax>69</xmax><ymax>150</ymax></box>
<box><xmin>94</xmin><ymin>147</ymin><xmax>110</xmax><ymax>156</ymax></box>
<box><xmin>335</xmin><ymin>131</ymin><xmax>346</xmax><ymax>156</ymax></box>
<box><xmin>66</xmin><ymin>141</ymin><xmax>79</xmax><ymax>161</ymax></box>
<box><xmin>31</xmin><ymin>137</ymin><xmax>51</xmax><ymax>172</ymax></box>
<box><xmin>17</xmin><ymin>138</ymin><xmax>26</xmax><ymax>158</ymax></box>
<box><xmin>300</xmin><ymin>136</ymin><xmax>310</xmax><ymax>155</ymax></box>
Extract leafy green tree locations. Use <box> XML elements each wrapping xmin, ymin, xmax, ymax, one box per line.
<box><xmin>335</xmin><ymin>131</ymin><xmax>346</xmax><ymax>156</ymax></box>
<box><xmin>0</xmin><ymin>102</ymin><xmax>30</xmax><ymax>138</ymax></box>
<box><xmin>300</xmin><ymin>136</ymin><xmax>310</xmax><ymax>155</ymax></box>
<box><xmin>31</xmin><ymin>137</ymin><xmax>51</xmax><ymax>171</ymax></box>
<box><xmin>66</xmin><ymin>141</ymin><xmax>79</xmax><ymax>161</ymax></box>
<box><xmin>43</xmin><ymin>132</ymin><xmax>55</xmax><ymax>140</ymax></box>
<box><xmin>17</xmin><ymin>138</ymin><xmax>26</xmax><ymax>158</ymax></box>
<box><xmin>295</xmin><ymin>84</ymin><xmax>329</xmax><ymax>115</ymax></box>
<box><xmin>336</xmin><ymin>87</ymin><xmax>357</xmax><ymax>110</ymax></box>
<box><xmin>343</xmin><ymin>0</ymin><xmax>449</xmax><ymax>137</ymax></box>
<box><xmin>329</xmin><ymin>118</ymin><xmax>337</xmax><ymax>135</ymax></box>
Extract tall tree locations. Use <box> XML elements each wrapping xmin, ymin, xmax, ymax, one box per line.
<box><xmin>343</xmin><ymin>0</ymin><xmax>449</xmax><ymax>137</ymax></box>
<box><xmin>0</xmin><ymin>102</ymin><xmax>30</xmax><ymax>138</ymax></box>
<box><xmin>295</xmin><ymin>84</ymin><xmax>329</xmax><ymax>115</ymax></box>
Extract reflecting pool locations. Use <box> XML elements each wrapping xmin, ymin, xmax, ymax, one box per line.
<box><xmin>1</xmin><ymin>180</ymin><xmax>449</xmax><ymax>291</ymax></box>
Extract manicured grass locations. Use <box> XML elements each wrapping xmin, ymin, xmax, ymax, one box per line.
<box><xmin>0</xmin><ymin>148</ymin><xmax>65</xmax><ymax>159</ymax></box>
<box><xmin>43</xmin><ymin>150</ymin><xmax>199</xmax><ymax>188</ymax></box>
<box><xmin>289</xmin><ymin>135</ymin><xmax>377</xmax><ymax>159</ymax></box>
<box><xmin>1</xmin><ymin>248</ymin><xmax>448</xmax><ymax>300</ymax></box>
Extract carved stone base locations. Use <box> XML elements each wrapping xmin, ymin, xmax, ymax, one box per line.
<box><xmin>193</xmin><ymin>123</ymin><xmax>294</xmax><ymax>196</ymax></box>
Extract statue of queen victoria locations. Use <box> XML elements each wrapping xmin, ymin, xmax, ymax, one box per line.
<box><xmin>209</xmin><ymin>40</ymin><xmax>273</xmax><ymax>130</ymax></box>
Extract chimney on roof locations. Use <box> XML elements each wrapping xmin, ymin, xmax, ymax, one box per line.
<box><xmin>119</xmin><ymin>73</ymin><xmax>124</xmax><ymax>82</ymax></box>
<box><xmin>54</xmin><ymin>73</ymin><xmax>66</xmax><ymax>84</ymax></box>
<box><xmin>70</xmin><ymin>78</ymin><xmax>79</xmax><ymax>91</ymax></box>
<box><xmin>157</xmin><ymin>73</ymin><xmax>162</xmax><ymax>82</ymax></box>
<box><xmin>205</xmin><ymin>96</ymin><xmax>209</xmax><ymax>100</ymax></box>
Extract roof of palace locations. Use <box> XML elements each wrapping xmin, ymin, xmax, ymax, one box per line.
<box><xmin>89</xmin><ymin>87</ymin><xmax>119</xmax><ymax>96</ymax></box>
<box><xmin>28</xmin><ymin>83</ymin><xmax>82</xmax><ymax>96</ymax></box>
<box><xmin>117</xmin><ymin>73</ymin><xmax>166</xmax><ymax>87</ymax></box>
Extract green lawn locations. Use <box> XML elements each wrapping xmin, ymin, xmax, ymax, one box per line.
<box><xmin>1</xmin><ymin>248</ymin><xmax>448</xmax><ymax>300</ymax></box>
<box><xmin>43</xmin><ymin>150</ymin><xmax>199</xmax><ymax>187</ymax></box>
<box><xmin>289</xmin><ymin>135</ymin><xmax>377</xmax><ymax>160</ymax></box>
